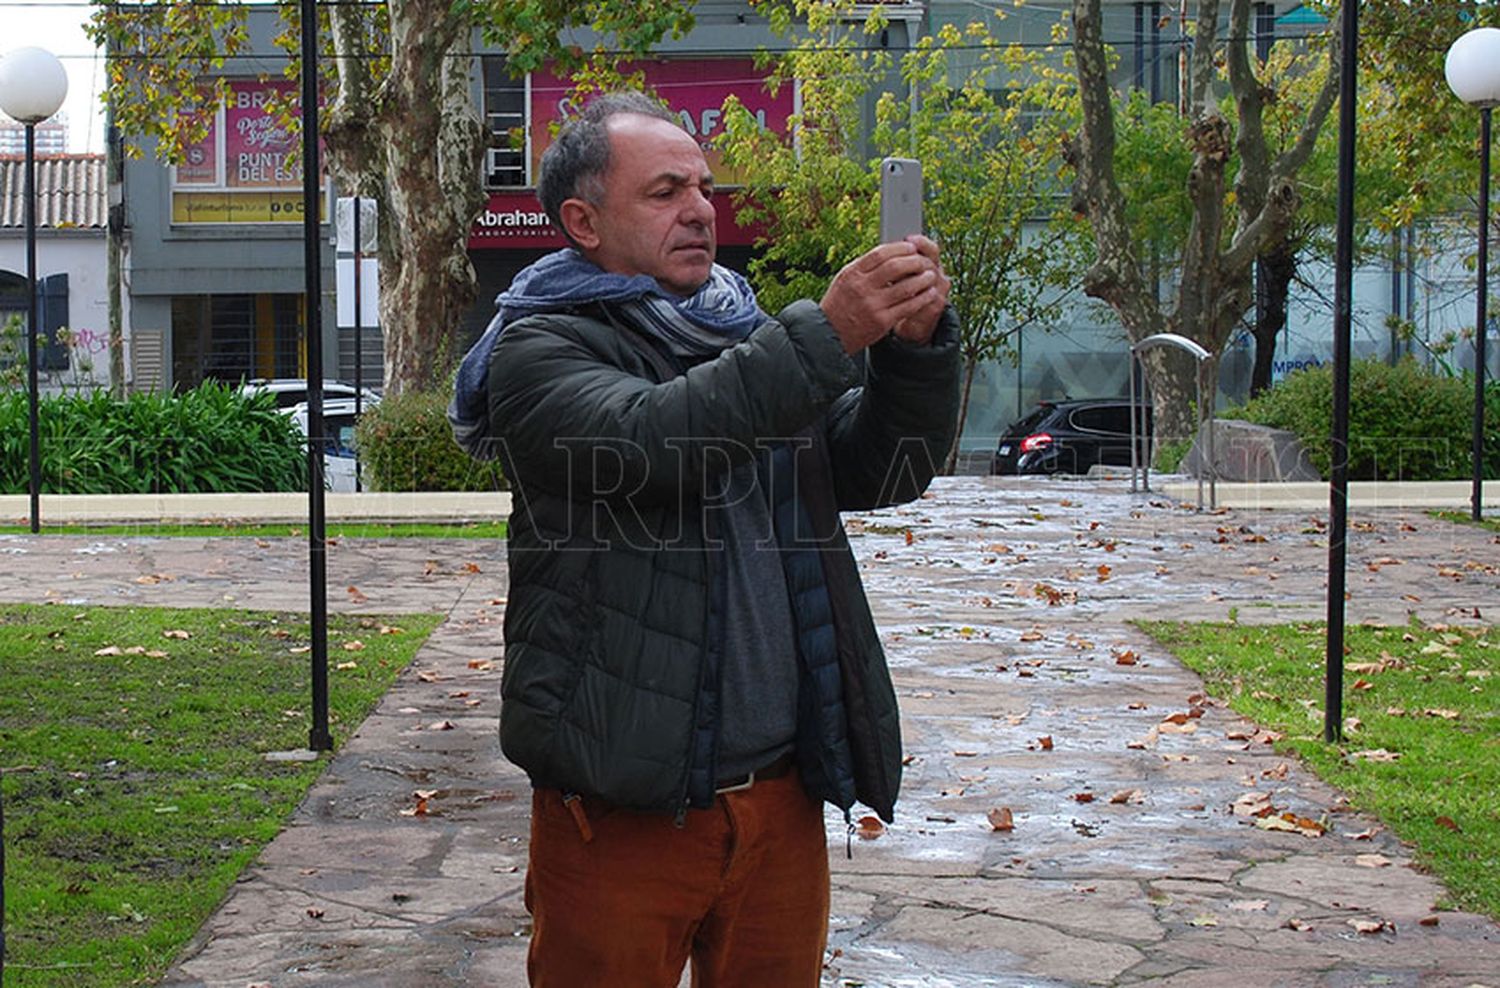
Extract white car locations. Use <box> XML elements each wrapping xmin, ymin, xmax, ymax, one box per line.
<box><xmin>289</xmin><ymin>397</ymin><xmax>375</xmax><ymax>492</ymax></box>
<box><xmin>241</xmin><ymin>378</ymin><xmax>381</xmax><ymax>411</ymax></box>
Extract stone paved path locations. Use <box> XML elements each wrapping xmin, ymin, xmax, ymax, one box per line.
<box><xmin>1</xmin><ymin>476</ymin><xmax>1496</xmax><ymax>986</ymax></box>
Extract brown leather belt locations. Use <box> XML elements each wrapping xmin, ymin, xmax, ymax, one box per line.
<box><xmin>714</xmin><ymin>751</ymin><xmax>796</xmax><ymax>794</ymax></box>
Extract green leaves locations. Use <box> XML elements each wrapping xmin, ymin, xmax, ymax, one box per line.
<box><xmin>0</xmin><ymin>381</ymin><xmax>306</xmax><ymax>494</ymax></box>
<box><xmin>354</xmin><ymin>388</ymin><xmax>506</xmax><ymax>492</ymax></box>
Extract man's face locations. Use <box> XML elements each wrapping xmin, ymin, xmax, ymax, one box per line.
<box><xmin>569</xmin><ymin>113</ymin><xmax>717</xmax><ymax>297</ymax></box>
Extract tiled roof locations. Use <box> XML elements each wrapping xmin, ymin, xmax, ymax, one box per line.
<box><xmin>0</xmin><ymin>154</ymin><xmax>107</xmax><ymax>230</ymax></box>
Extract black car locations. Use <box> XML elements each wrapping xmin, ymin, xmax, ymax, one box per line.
<box><xmin>991</xmin><ymin>398</ymin><xmax>1152</xmax><ymax>476</ymax></box>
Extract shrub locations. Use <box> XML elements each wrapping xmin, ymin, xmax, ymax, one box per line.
<box><xmin>1229</xmin><ymin>358</ymin><xmax>1500</xmax><ymax>481</ymax></box>
<box><xmin>354</xmin><ymin>388</ymin><xmax>505</xmax><ymax>492</ymax></box>
<box><xmin>0</xmin><ymin>381</ymin><xmax>306</xmax><ymax>494</ymax></box>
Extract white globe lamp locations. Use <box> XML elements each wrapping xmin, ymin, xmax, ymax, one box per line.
<box><xmin>0</xmin><ymin>46</ymin><xmax>69</xmax><ymax>124</ymax></box>
<box><xmin>1445</xmin><ymin>28</ymin><xmax>1500</xmax><ymax>520</ymax></box>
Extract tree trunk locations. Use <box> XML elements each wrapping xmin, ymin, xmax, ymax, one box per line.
<box><xmin>1250</xmin><ymin>241</ymin><xmax>1297</xmax><ymax>397</ymax></box>
<box><xmin>1068</xmin><ymin>0</ymin><xmax>1341</xmax><ymax>456</ymax></box>
<box><xmin>944</xmin><ymin>355</ymin><xmax>980</xmax><ymax>476</ymax></box>
<box><xmin>1141</xmin><ymin>346</ymin><xmax>1199</xmax><ymax>446</ymax></box>
<box><xmin>323</xmin><ymin>0</ymin><xmax>487</xmax><ymax>396</ymax></box>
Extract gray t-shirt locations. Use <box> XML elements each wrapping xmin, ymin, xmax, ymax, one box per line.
<box><xmin>709</xmin><ymin>456</ymin><xmax>799</xmax><ymax>779</ymax></box>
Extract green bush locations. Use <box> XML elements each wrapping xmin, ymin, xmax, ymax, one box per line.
<box><xmin>1229</xmin><ymin>358</ymin><xmax>1500</xmax><ymax>481</ymax></box>
<box><xmin>0</xmin><ymin>381</ymin><xmax>306</xmax><ymax>494</ymax></box>
<box><xmin>354</xmin><ymin>388</ymin><xmax>505</xmax><ymax>492</ymax></box>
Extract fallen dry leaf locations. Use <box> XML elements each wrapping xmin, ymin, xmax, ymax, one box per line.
<box><xmin>342</xmin><ymin>640</ymin><xmax>366</xmax><ymax>652</ymax></box>
<box><xmin>1347</xmin><ymin>748</ymin><xmax>1401</xmax><ymax>763</ymax></box>
<box><xmin>346</xmin><ymin>586</ymin><xmax>370</xmax><ymax>603</ymax></box>
<box><xmin>987</xmin><ymin>807</ymin><xmax>1015</xmax><ymax>832</ymax></box>
<box><xmin>94</xmin><ymin>646</ymin><xmax>123</xmax><ymax>657</ymax></box>
<box><xmin>423</xmin><ymin>561</ymin><xmax>440</xmax><ymax>576</ymax></box>
<box><xmin>1435</xmin><ymin>815</ymin><xmax>1461</xmax><ymax>832</ymax></box>
<box><xmin>1019</xmin><ymin>629</ymin><xmax>1045</xmax><ymax>642</ymax></box>
<box><xmin>462</xmin><ymin>561</ymin><xmax>483</xmax><ymax>574</ymax></box>
<box><xmin>1228</xmin><ymin>899</ymin><xmax>1269</xmax><ymax>912</ymax></box>
<box><xmin>1284</xmin><ymin>918</ymin><xmax>1314</xmax><ymax>932</ymax></box>
<box><xmin>1348</xmin><ymin>918</ymin><xmax>1392</xmax><ymax>934</ymax></box>
<box><xmin>1037</xmin><ymin>736</ymin><xmax>1054</xmax><ymax>752</ymax></box>
<box><xmin>162</xmin><ymin>629</ymin><xmax>191</xmax><ymax>640</ymax></box>
<box><xmin>1113</xmin><ymin>649</ymin><xmax>1139</xmax><ymax>666</ymax></box>
<box><xmin>1355</xmin><ymin>854</ymin><xmax>1392</xmax><ymax>869</ymax></box>
<box><xmin>306</xmin><ymin>907</ymin><xmax>325</xmax><ymax>919</ymax></box>
<box><xmin>855</xmin><ymin>815</ymin><xmax>885</xmax><ymax>840</ymax></box>
<box><xmin>335</xmin><ymin>661</ymin><xmax>358</xmax><ymax>671</ymax></box>
<box><xmin>379</xmin><ymin>625</ymin><xmax>405</xmax><ymax>635</ymax></box>
<box><xmin>1231</xmin><ymin>792</ymin><xmax>1273</xmax><ymax>818</ymax></box>
<box><xmin>1072</xmin><ymin>792</ymin><xmax>1096</xmax><ymax>803</ymax></box>
<box><xmin>428</xmin><ymin>720</ymin><xmax>456</xmax><ymax>732</ymax></box>
<box><xmin>1109</xmin><ymin>788</ymin><xmax>1144</xmax><ymax>805</ymax></box>
<box><xmin>467</xmin><ymin>659</ymin><xmax>494</xmax><ymax>671</ymax></box>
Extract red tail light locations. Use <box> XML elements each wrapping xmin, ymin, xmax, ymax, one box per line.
<box><xmin>1019</xmin><ymin>433</ymin><xmax>1053</xmax><ymax>454</ymax></box>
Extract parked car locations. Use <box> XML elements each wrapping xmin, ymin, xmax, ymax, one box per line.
<box><xmin>240</xmin><ymin>378</ymin><xmax>381</xmax><ymax>410</ymax></box>
<box><xmin>290</xmin><ymin>398</ymin><xmax>369</xmax><ymax>492</ymax></box>
<box><xmin>991</xmin><ymin>398</ymin><xmax>1152</xmax><ymax>476</ymax></box>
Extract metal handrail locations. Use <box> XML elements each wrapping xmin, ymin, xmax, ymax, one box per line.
<box><xmin>1129</xmin><ymin>333</ymin><xmax>1216</xmax><ymax>510</ymax></box>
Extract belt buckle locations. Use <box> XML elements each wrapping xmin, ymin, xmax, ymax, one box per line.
<box><xmin>715</xmin><ymin>770</ymin><xmax>756</xmax><ymax>795</ymax></box>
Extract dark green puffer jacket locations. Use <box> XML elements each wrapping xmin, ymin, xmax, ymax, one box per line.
<box><xmin>488</xmin><ymin>298</ymin><xmax>960</xmax><ymax>820</ymax></box>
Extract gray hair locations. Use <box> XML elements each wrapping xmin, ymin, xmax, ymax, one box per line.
<box><xmin>537</xmin><ymin>91</ymin><xmax>680</xmax><ymax>247</ymax></box>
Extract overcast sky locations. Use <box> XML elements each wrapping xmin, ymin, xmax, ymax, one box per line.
<box><xmin>1</xmin><ymin>0</ymin><xmax>105</xmax><ymax>153</ymax></box>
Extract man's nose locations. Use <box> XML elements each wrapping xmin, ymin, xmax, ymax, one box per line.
<box><xmin>683</xmin><ymin>190</ymin><xmax>715</xmax><ymax>228</ymax></box>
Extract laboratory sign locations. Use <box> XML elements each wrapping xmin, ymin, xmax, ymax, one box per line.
<box><xmin>469</xmin><ymin>58</ymin><xmax>789</xmax><ymax>249</ymax></box>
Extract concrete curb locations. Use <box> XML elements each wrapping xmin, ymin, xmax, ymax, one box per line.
<box><xmin>1158</xmin><ymin>478</ymin><xmax>1499</xmax><ymax>511</ymax></box>
<box><xmin>0</xmin><ymin>491</ymin><xmax>512</xmax><ymax>524</ymax></box>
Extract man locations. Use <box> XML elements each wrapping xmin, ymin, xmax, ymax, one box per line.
<box><xmin>460</xmin><ymin>91</ymin><xmax>959</xmax><ymax>986</ymax></box>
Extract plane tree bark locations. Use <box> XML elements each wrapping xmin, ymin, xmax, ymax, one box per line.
<box><xmin>91</xmin><ymin>0</ymin><xmax>695</xmax><ymax>395</ymax></box>
<box><xmin>1066</xmin><ymin>0</ymin><xmax>1340</xmax><ymax>449</ymax></box>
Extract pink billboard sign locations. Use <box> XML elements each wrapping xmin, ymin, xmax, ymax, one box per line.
<box><xmin>225</xmin><ymin>80</ymin><xmax>302</xmax><ymax>188</ymax></box>
<box><xmin>175</xmin><ymin>109</ymin><xmax>218</xmax><ymax>185</ymax></box>
<box><xmin>529</xmin><ymin>59</ymin><xmax>793</xmax><ymax>184</ymax></box>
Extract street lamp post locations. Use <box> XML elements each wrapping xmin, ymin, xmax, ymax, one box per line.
<box><xmin>1445</xmin><ymin>27</ymin><xmax>1500</xmax><ymax>522</ymax></box>
<box><xmin>0</xmin><ymin>43</ymin><xmax>68</xmax><ymax>981</ymax></box>
<box><xmin>0</xmin><ymin>47</ymin><xmax>68</xmax><ymax>535</ymax></box>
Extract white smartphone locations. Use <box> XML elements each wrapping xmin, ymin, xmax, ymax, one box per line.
<box><xmin>879</xmin><ymin>157</ymin><xmax>923</xmax><ymax>243</ymax></box>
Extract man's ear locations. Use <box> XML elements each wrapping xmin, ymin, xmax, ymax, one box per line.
<box><xmin>559</xmin><ymin>198</ymin><xmax>601</xmax><ymax>250</ymax></box>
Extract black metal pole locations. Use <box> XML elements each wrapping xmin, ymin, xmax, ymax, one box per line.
<box><xmin>1474</xmin><ymin>108</ymin><xmax>1490</xmax><ymax>522</ymax></box>
<box><xmin>25</xmin><ymin>123</ymin><xmax>40</xmax><ymax>534</ymax></box>
<box><xmin>303</xmin><ymin>0</ymin><xmax>331</xmax><ymax>752</ymax></box>
<box><xmin>1326</xmin><ymin>0</ymin><xmax>1358</xmax><ymax>744</ymax></box>
<box><xmin>353</xmin><ymin>196</ymin><xmax>363</xmax><ymax>492</ymax></box>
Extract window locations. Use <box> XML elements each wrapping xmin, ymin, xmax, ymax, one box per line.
<box><xmin>483</xmin><ymin>58</ymin><xmax>529</xmax><ymax>189</ymax></box>
<box><xmin>1070</xmin><ymin>405</ymin><xmax>1132</xmax><ymax>434</ymax></box>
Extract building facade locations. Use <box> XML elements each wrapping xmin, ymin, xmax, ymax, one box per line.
<box><xmin>0</xmin><ymin>117</ymin><xmax>68</xmax><ymax>156</ymax></box>
<box><xmin>0</xmin><ymin>153</ymin><xmax>120</xmax><ymax>394</ymax></box>
<box><xmin>110</xmin><ymin>1</ymin><xmax>1494</xmax><ymax>454</ymax></box>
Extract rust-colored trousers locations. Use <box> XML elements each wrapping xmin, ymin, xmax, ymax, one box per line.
<box><xmin>524</xmin><ymin>770</ymin><xmax>830</xmax><ymax>987</ymax></box>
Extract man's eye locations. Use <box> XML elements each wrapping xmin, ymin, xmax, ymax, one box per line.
<box><xmin>701</xmin><ymin>186</ymin><xmax>715</xmax><ymax>200</ymax></box>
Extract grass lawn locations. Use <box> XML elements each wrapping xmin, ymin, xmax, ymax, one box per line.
<box><xmin>0</xmin><ymin>604</ymin><xmax>441</xmax><ymax>987</ymax></box>
<box><xmin>1431</xmin><ymin>509</ymin><xmax>1500</xmax><ymax>535</ymax></box>
<box><xmin>1139</xmin><ymin>619</ymin><xmax>1499</xmax><ymax>919</ymax></box>
<box><xmin>0</xmin><ymin>520</ymin><xmax>507</xmax><ymax>540</ymax></box>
